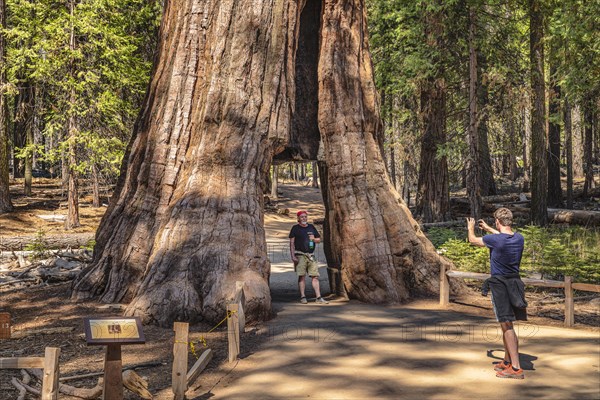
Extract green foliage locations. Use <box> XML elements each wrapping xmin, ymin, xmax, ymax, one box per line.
<box><xmin>519</xmin><ymin>225</ymin><xmax>600</xmax><ymax>283</ymax></box>
<box><xmin>83</xmin><ymin>238</ymin><xmax>96</xmax><ymax>251</ymax></box>
<box><xmin>429</xmin><ymin>226</ymin><xmax>600</xmax><ymax>283</ymax></box>
<box><xmin>438</xmin><ymin>238</ymin><xmax>490</xmax><ymax>273</ymax></box>
<box><xmin>425</xmin><ymin>227</ymin><xmax>460</xmax><ymax>248</ymax></box>
<box><xmin>4</xmin><ymin>0</ymin><xmax>161</xmax><ymax>180</ymax></box>
<box><xmin>24</xmin><ymin>230</ymin><xmax>50</xmax><ymax>259</ymax></box>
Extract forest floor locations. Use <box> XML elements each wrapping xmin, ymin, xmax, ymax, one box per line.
<box><xmin>0</xmin><ymin>178</ymin><xmax>599</xmax><ymax>399</ymax></box>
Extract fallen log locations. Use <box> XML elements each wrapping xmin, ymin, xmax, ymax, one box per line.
<box><xmin>11</xmin><ymin>377</ymin><xmax>28</xmax><ymax>400</ymax></box>
<box><xmin>28</xmin><ymin>368</ymin><xmax>103</xmax><ymax>399</ymax></box>
<box><xmin>420</xmin><ymin>220</ymin><xmax>465</xmax><ymax>229</ymax></box>
<box><xmin>0</xmin><ymin>277</ymin><xmax>39</xmax><ymax>288</ymax></box>
<box><xmin>0</xmin><ymin>249</ymin><xmax>92</xmax><ymax>261</ymax></box>
<box><xmin>59</xmin><ymin>361</ymin><xmax>165</xmax><ymax>382</ymax></box>
<box><xmin>548</xmin><ymin>208</ymin><xmax>600</xmax><ymax>226</ymax></box>
<box><xmin>0</xmin><ymin>233</ymin><xmax>95</xmax><ymax>251</ymax></box>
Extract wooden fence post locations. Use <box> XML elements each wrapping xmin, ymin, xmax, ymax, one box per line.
<box><xmin>227</xmin><ymin>304</ymin><xmax>240</xmax><ymax>362</ymax></box>
<box><xmin>41</xmin><ymin>347</ymin><xmax>60</xmax><ymax>400</ymax></box>
<box><xmin>440</xmin><ymin>263</ymin><xmax>450</xmax><ymax>307</ymax></box>
<box><xmin>172</xmin><ymin>322</ymin><xmax>189</xmax><ymax>400</ymax></box>
<box><xmin>564</xmin><ymin>276</ymin><xmax>574</xmax><ymax>327</ymax></box>
<box><xmin>234</xmin><ymin>281</ymin><xmax>246</xmax><ymax>334</ymax></box>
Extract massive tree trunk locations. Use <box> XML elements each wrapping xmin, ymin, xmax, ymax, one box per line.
<box><xmin>73</xmin><ymin>0</ymin><xmax>459</xmax><ymax>325</ymax></box>
<box><xmin>0</xmin><ymin>0</ymin><xmax>12</xmax><ymax>213</ymax></box>
<box><xmin>529</xmin><ymin>0</ymin><xmax>547</xmax><ymax>226</ymax></box>
<box><xmin>72</xmin><ymin>0</ymin><xmax>299</xmax><ymax>325</ymax></box>
<box><xmin>318</xmin><ymin>0</ymin><xmax>456</xmax><ymax>302</ymax></box>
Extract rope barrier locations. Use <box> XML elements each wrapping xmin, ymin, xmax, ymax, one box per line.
<box><xmin>178</xmin><ymin>309</ymin><xmax>238</xmax><ymax>359</ymax></box>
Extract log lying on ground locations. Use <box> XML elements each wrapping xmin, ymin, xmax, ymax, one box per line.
<box><xmin>0</xmin><ymin>249</ymin><xmax>92</xmax><ymax>261</ymax></box>
<box><xmin>548</xmin><ymin>208</ymin><xmax>600</xmax><ymax>226</ymax></box>
<box><xmin>0</xmin><ymin>233</ymin><xmax>95</xmax><ymax>251</ymax></box>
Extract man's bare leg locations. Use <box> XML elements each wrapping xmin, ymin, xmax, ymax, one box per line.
<box><xmin>501</xmin><ymin>322</ymin><xmax>520</xmax><ymax>369</ymax></box>
<box><xmin>502</xmin><ymin>329</ymin><xmax>511</xmax><ymax>364</ymax></box>
<box><xmin>312</xmin><ymin>276</ymin><xmax>321</xmax><ymax>298</ymax></box>
<box><xmin>298</xmin><ymin>276</ymin><xmax>306</xmax><ymax>298</ymax></box>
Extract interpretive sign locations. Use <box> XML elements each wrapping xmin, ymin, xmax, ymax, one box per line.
<box><xmin>0</xmin><ymin>313</ymin><xmax>10</xmax><ymax>339</ymax></box>
<box><xmin>83</xmin><ymin>317</ymin><xmax>145</xmax><ymax>345</ymax></box>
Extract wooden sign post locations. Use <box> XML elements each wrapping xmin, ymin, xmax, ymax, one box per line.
<box><xmin>83</xmin><ymin>317</ymin><xmax>145</xmax><ymax>400</ymax></box>
<box><xmin>0</xmin><ymin>313</ymin><xmax>10</xmax><ymax>339</ymax></box>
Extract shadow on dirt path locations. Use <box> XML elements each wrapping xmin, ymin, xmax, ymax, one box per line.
<box><xmin>182</xmin><ymin>184</ymin><xmax>600</xmax><ymax>399</ymax></box>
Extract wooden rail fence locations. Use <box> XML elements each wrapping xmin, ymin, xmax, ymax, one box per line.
<box><xmin>171</xmin><ymin>281</ymin><xmax>246</xmax><ymax>399</ymax></box>
<box><xmin>440</xmin><ymin>264</ymin><xmax>600</xmax><ymax>327</ymax></box>
<box><xmin>0</xmin><ymin>347</ymin><xmax>60</xmax><ymax>400</ymax></box>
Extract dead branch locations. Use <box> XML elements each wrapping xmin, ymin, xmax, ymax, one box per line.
<box><xmin>11</xmin><ymin>377</ymin><xmax>29</xmax><ymax>400</ymax></box>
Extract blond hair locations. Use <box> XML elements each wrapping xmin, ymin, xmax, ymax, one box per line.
<box><xmin>494</xmin><ymin>207</ymin><xmax>513</xmax><ymax>226</ymax></box>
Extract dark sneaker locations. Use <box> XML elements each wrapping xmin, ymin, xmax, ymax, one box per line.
<box><xmin>494</xmin><ymin>360</ymin><xmax>511</xmax><ymax>372</ymax></box>
<box><xmin>315</xmin><ymin>297</ymin><xmax>329</xmax><ymax>304</ymax></box>
<box><xmin>300</xmin><ymin>297</ymin><xmax>308</xmax><ymax>304</ymax></box>
<box><xmin>496</xmin><ymin>367</ymin><xmax>524</xmax><ymax>379</ymax></box>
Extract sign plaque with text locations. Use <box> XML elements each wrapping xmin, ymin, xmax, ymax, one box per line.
<box><xmin>83</xmin><ymin>317</ymin><xmax>145</xmax><ymax>345</ymax></box>
<box><xmin>0</xmin><ymin>313</ymin><xmax>10</xmax><ymax>339</ymax></box>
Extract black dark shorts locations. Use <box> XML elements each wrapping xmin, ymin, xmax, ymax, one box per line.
<box><xmin>491</xmin><ymin>293</ymin><xmax>528</xmax><ymax>322</ymax></box>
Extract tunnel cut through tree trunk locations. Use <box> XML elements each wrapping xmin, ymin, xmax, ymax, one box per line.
<box><xmin>73</xmin><ymin>0</ymin><xmax>462</xmax><ymax>326</ymax></box>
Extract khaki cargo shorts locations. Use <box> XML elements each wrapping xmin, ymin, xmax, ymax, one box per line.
<box><xmin>295</xmin><ymin>254</ymin><xmax>320</xmax><ymax>277</ymax></box>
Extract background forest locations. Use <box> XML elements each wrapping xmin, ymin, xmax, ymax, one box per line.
<box><xmin>0</xmin><ymin>0</ymin><xmax>598</xmax><ymax>280</ymax></box>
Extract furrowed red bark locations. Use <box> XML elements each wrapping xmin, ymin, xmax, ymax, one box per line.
<box><xmin>317</xmin><ymin>0</ymin><xmax>459</xmax><ymax>303</ymax></box>
<box><xmin>72</xmin><ymin>0</ymin><xmax>301</xmax><ymax>326</ymax></box>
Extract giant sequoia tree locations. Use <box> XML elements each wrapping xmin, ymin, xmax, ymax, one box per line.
<box><xmin>72</xmin><ymin>0</ymin><xmax>458</xmax><ymax>326</ymax></box>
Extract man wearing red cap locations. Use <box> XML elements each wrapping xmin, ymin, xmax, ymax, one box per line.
<box><xmin>289</xmin><ymin>210</ymin><xmax>328</xmax><ymax>304</ymax></box>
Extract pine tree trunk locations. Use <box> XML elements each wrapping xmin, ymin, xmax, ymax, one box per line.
<box><xmin>466</xmin><ymin>7</ymin><xmax>482</xmax><ymax>220</ymax></box>
<box><xmin>547</xmin><ymin>64</ymin><xmax>562</xmax><ymax>207</ymax></box>
<box><xmin>572</xmin><ymin>104</ymin><xmax>584</xmax><ymax>178</ymax></box>
<box><xmin>477</xmin><ymin>76</ymin><xmax>496</xmax><ymax>194</ymax></box>
<box><xmin>564</xmin><ymin>97</ymin><xmax>573</xmax><ymax>208</ymax></box>
<box><xmin>271</xmin><ymin>165</ymin><xmax>279</xmax><ymax>199</ymax></box>
<box><xmin>522</xmin><ymin>103</ymin><xmax>531</xmax><ymax>192</ymax></box>
<box><xmin>72</xmin><ymin>0</ymin><xmax>301</xmax><ymax>325</ymax></box>
<box><xmin>92</xmin><ymin>164</ymin><xmax>101</xmax><ymax>208</ymax></box>
<box><xmin>416</xmin><ymin>2</ymin><xmax>449</xmax><ymax>223</ymax></box>
<box><xmin>529</xmin><ymin>0</ymin><xmax>547</xmax><ymax>225</ymax></box>
<box><xmin>311</xmin><ymin>161</ymin><xmax>318</xmax><ymax>188</ymax></box>
<box><xmin>24</xmin><ymin>117</ymin><xmax>33</xmax><ymax>196</ymax></box>
<box><xmin>0</xmin><ymin>0</ymin><xmax>12</xmax><ymax>213</ymax></box>
<box><xmin>582</xmin><ymin>96</ymin><xmax>596</xmax><ymax>196</ymax></box>
<box><xmin>65</xmin><ymin>5</ymin><xmax>80</xmax><ymax>229</ymax></box>
<box><xmin>318</xmin><ymin>0</ymin><xmax>457</xmax><ymax>302</ymax></box>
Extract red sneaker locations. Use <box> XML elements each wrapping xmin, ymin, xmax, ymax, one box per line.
<box><xmin>493</xmin><ymin>360</ymin><xmax>511</xmax><ymax>372</ymax></box>
<box><xmin>496</xmin><ymin>366</ymin><xmax>524</xmax><ymax>379</ymax></box>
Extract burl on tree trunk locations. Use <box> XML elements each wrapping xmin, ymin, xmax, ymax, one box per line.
<box><xmin>72</xmin><ymin>0</ymin><xmax>461</xmax><ymax>326</ymax></box>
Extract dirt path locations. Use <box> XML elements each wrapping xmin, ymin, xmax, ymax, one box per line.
<box><xmin>184</xmin><ymin>183</ymin><xmax>600</xmax><ymax>400</ymax></box>
<box><xmin>1</xmin><ymin>183</ymin><xmax>598</xmax><ymax>399</ymax></box>
<box><xmin>187</xmin><ymin>300</ymin><xmax>600</xmax><ymax>399</ymax></box>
